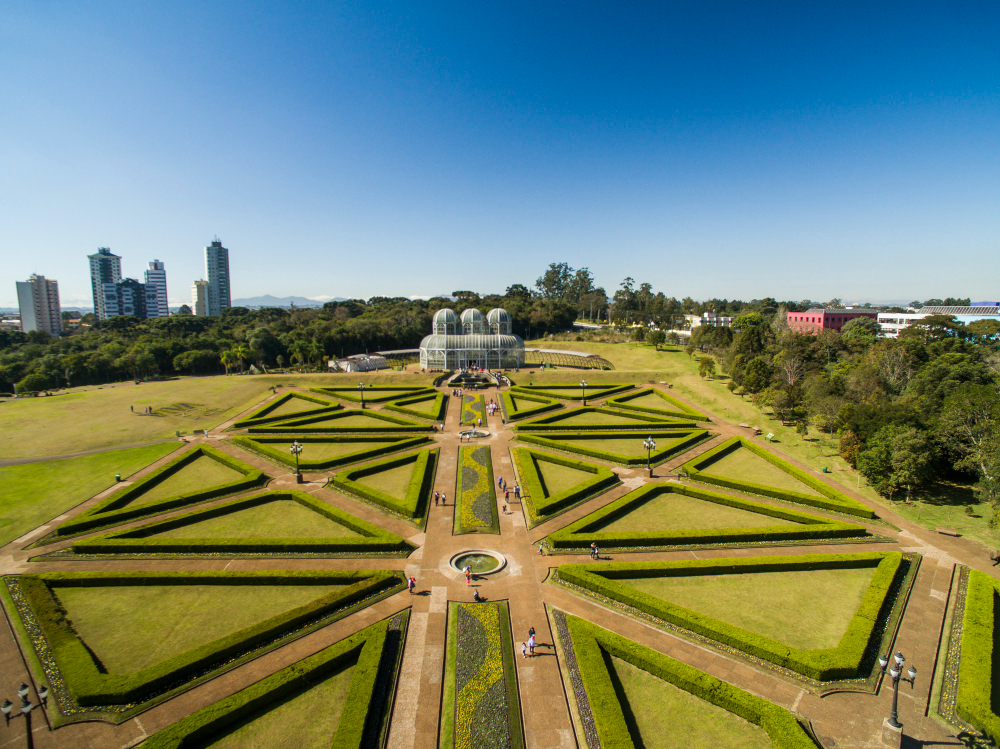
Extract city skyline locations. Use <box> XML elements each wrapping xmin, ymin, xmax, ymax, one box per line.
<box><xmin>2</xmin><ymin>3</ymin><xmax>998</xmax><ymax>306</ymax></box>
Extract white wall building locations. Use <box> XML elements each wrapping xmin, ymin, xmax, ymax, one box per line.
<box><xmin>192</xmin><ymin>279</ymin><xmax>209</xmax><ymax>317</ymax></box>
<box><xmin>16</xmin><ymin>274</ymin><xmax>62</xmax><ymax>336</ymax></box>
<box><xmin>88</xmin><ymin>247</ymin><xmax>122</xmax><ymax>321</ymax></box>
<box><xmin>144</xmin><ymin>260</ymin><xmax>169</xmax><ymax>317</ymax></box>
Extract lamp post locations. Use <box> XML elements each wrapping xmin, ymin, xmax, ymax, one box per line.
<box><xmin>580</xmin><ymin>380</ymin><xmax>588</xmax><ymax>406</ymax></box>
<box><xmin>358</xmin><ymin>382</ymin><xmax>366</xmax><ymax>409</ymax></box>
<box><xmin>290</xmin><ymin>440</ymin><xmax>303</xmax><ymax>483</ymax></box>
<box><xmin>1</xmin><ymin>682</ymin><xmax>43</xmax><ymax>726</ymax></box>
<box><xmin>643</xmin><ymin>437</ymin><xmax>656</xmax><ymax>477</ymax></box>
<box><xmin>879</xmin><ymin>651</ymin><xmax>916</xmax><ymax>729</ymax></box>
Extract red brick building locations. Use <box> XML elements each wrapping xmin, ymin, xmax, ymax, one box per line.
<box><xmin>786</xmin><ymin>308</ymin><xmax>878</xmax><ymax>335</ymax></box>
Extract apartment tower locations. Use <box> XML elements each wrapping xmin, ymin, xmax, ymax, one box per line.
<box><xmin>192</xmin><ymin>280</ymin><xmax>209</xmax><ymax>317</ymax></box>
<box><xmin>205</xmin><ymin>239</ymin><xmax>231</xmax><ymax>316</ymax></box>
<box><xmin>16</xmin><ymin>274</ymin><xmax>62</xmax><ymax>336</ymax></box>
<box><xmin>145</xmin><ymin>260</ymin><xmax>169</xmax><ymax>317</ymax></box>
<box><xmin>88</xmin><ymin>247</ymin><xmax>122</xmax><ymax>321</ymax></box>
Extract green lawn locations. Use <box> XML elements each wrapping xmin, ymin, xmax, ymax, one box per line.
<box><xmin>205</xmin><ymin>663</ymin><xmax>357</xmax><ymax>749</ymax></box>
<box><xmin>556</xmin><ymin>435</ymin><xmax>686</xmax><ymax>456</ymax></box>
<box><xmin>54</xmin><ymin>583</ymin><xmax>347</xmax><ymax>673</ymax></box>
<box><xmin>697</xmin><ymin>447</ymin><xmax>825</xmax><ymax>497</ymax></box>
<box><xmin>609</xmin><ymin>657</ymin><xmax>773</xmax><ymax>749</ymax></box>
<box><xmin>621</xmin><ymin>567</ymin><xmax>875</xmax><ymax>650</ymax></box>
<box><xmin>536</xmin><ymin>460</ymin><xmax>593</xmax><ymax>495</ymax></box>
<box><xmin>0</xmin><ymin>443</ymin><xmax>178</xmax><ymax>546</ymax></box>
<box><xmin>129</xmin><ymin>455</ymin><xmax>245</xmax><ymax>506</ymax></box>
<box><xmin>147</xmin><ymin>499</ymin><xmax>361</xmax><ymax>540</ymax></box>
<box><xmin>252</xmin><ymin>439</ymin><xmax>400</xmax><ymax>461</ymax></box>
<box><xmin>594</xmin><ymin>494</ymin><xmax>801</xmax><ymax>533</ymax></box>
<box><xmin>265</xmin><ymin>398</ymin><xmax>325</xmax><ymax>418</ymax></box>
<box><xmin>356</xmin><ymin>462</ymin><xmax>415</xmax><ymax>498</ymax></box>
<box><xmin>545</xmin><ymin>411</ymin><xmax>652</xmax><ymax>427</ymax></box>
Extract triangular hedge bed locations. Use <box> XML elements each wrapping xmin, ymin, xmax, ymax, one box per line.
<box><xmin>516</xmin><ymin>428</ymin><xmax>712</xmax><ymax>466</ymax></box>
<box><xmin>310</xmin><ymin>385</ymin><xmax>436</xmax><ymax>404</ymax></box>
<box><xmin>556</xmin><ymin>551</ymin><xmax>904</xmax><ymax>681</ymax></box>
<box><xmin>558</xmin><ymin>613</ymin><xmax>819</xmax><ymax>748</ymax></box>
<box><xmin>6</xmin><ymin>569</ymin><xmax>404</xmax><ymax>715</ymax></box>
<box><xmin>332</xmin><ymin>448</ymin><xmax>439</xmax><ymax>525</ymax></box>
<box><xmin>956</xmin><ymin>569</ymin><xmax>1000</xmax><ymax>742</ymax></box>
<box><xmin>231</xmin><ymin>434</ymin><xmax>432</xmax><ymax>470</ymax></box>
<box><xmin>508</xmin><ymin>383</ymin><xmax>634</xmax><ymax>402</ymax></box>
<box><xmin>248</xmin><ymin>408</ymin><xmax>434</xmax><ymax>434</ymax></box>
<box><xmin>231</xmin><ymin>391</ymin><xmax>341</xmax><ymax>429</ymax></box>
<box><xmin>679</xmin><ymin>436</ymin><xmax>875</xmax><ymax>518</ymax></box>
<box><xmin>547</xmin><ymin>482</ymin><xmax>869</xmax><ymax>551</ymax></box>
<box><xmin>142</xmin><ymin>612</ymin><xmax>409</xmax><ymax>749</ymax></box>
<box><xmin>605</xmin><ymin>387</ymin><xmax>711</xmax><ymax>422</ymax></box>
<box><xmin>383</xmin><ymin>392</ymin><xmax>448</xmax><ymax>422</ymax></box>
<box><xmin>499</xmin><ymin>391</ymin><xmax>563</xmax><ymax>422</ymax></box>
<box><xmin>515</xmin><ymin>406</ymin><xmax>695</xmax><ymax>433</ymax></box>
<box><xmin>50</xmin><ymin>445</ymin><xmax>268</xmax><ymax>540</ymax></box>
<box><xmin>511</xmin><ymin>447</ymin><xmax>618</xmax><ymax>527</ymax></box>
<box><xmin>68</xmin><ymin>490</ymin><xmax>413</xmax><ymax>556</ymax></box>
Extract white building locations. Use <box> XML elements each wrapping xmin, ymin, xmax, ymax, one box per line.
<box><xmin>878</xmin><ymin>304</ymin><xmax>1000</xmax><ymax>338</ymax></box>
<box><xmin>88</xmin><ymin>247</ymin><xmax>122</xmax><ymax>321</ymax></box>
<box><xmin>205</xmin><ymin>239</ymin><xmax>231</xmax><ymax>316</ymax></box>
<box><xmin>16</xmin><ymin>275</ymin><xmax>62</xmax><ymax>336</ymax></box>
<box><xmin>684</xmin><ymin>312</ymin><xmax>733</xmax><ymax>329</ymax></box>
<box><xmin>144</xmin><ymin>260</ymin><xmax>169</xmax><ymax>317</ymax></box>
<box><xmin>192</xmin><ymin>280</ymin><xmax>209</xmax><ymax>317</ymax></box>
<box><xmin>419</xmin><ymin>308</ymin><xmax>525</xmax><ymax>369</ymax></box>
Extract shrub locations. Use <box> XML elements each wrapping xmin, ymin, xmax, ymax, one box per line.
<box><xmin>383</xmin><ymin>392</ymin><xmax>447</xmax><ymax>421</ymax></box>
<box><xmin>516</xmin><ymin>429</ymin><xmax>712</xmax><ymax>466</ymax></box>
<box><xmin>515</xmin><ymin>406</ymin><xmax>695</xmax><ymax>433</ymax></box>
<box><xmin>499</xmin><ymin>391</ymin><xmax>562</xmax><ymax>422</ymax></box>
<box><xmin>309</xmin><ymin>386</ymin><xmax>435</xmax><ymax>404</ymax></box>
<box><xmin>333</xmin><ymin>448</ymin><xmax>439</xmax><ymax>521</ymax></box>
<box><xmin>605</xmin><ymin>387</ymin><xmax>711</xmax><ymax>422</ymax></box>
<box><xmin>956</xmin><ymin>570</ymin><xmax>1000</xmax><ymax>742</ymax></box>
<box><xmin>508</xmin><ymin>383</ymin><xmax>634</xmax><ymax>402</ymax></box>
<box><xmin>248</xmin><ymin>408</ymin><xmax>434</xmax><ymax>434</ymax></box>
<box><xmin>232</xmin><ymin>391</ymin><xmax>341</xmax><ymax>428</ymax></box>
<box><xmin>512</xmin><ymin>447</ymin><xmax>618</xmax><ymax>525</ymax></box>
<box><xmin>230</xmin><ymin>435</ymin><xmax>431</xmax><ymax>470</ymax></box>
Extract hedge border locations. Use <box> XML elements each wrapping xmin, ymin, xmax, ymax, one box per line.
<box><xmin>310</xmin><ymin>385</ymin><xmax>436</xmax><ymax>404</ymax></box>
<box><xmin>509</xmin><ymin>384</ymin><xmax>634</xmax><ymax>402</ymax></box>
<box><xmin>956</xmin><ymin>569</ymin><xmax>1000</xmax><ymax>742</ymax></box>
<box><xmin>231</xmin><ymin>391</ymin><xmax>342</xmax><ymax>429</ymax></box>
<box><xmin>679</xmin><ymin>436</ymin><xmax>875</xmax><ymax>519</ymax></box>
<box><xmin>333</xmin><ymin>448</ymin><xmax>439</xmax><ymax>525</ymax></box>
<box><xmin>515</xmin><ymin>406</ymin><xmax>696</xmax><ymax>433</ymax></box>
<box><xmin>230</xmin><ymin>434</ymin><xmax>432</xmax><ymax>470</ymax></box>
<box><xmin>564</xmin><ymin>614</ymin><xmax>818</xmax><ymax>749</ymax></box>
<box><xmin>547</xmin><ymin>482</ymin><xmax>869</xmax><ymax>550</ymax></box>
<box><xmin>604</xmin><ymin>387</ymin><xmax>711</xmax><ymax>422</ymax></box>
<box><xmin>15</xmin><ymin>569</ymin><xmax>405</xmax><ymax>708</ymax></box>
<box><xmin>142</xmin><ymin>612</ymin><xmax>409</xmax><ymax>749</ymax></box>
<box><xmin>499</xmin><ymin>391</ymin><xmax>563</xmax><ymax>422</ymax></box>
<box><xmin>516</xmin><ymin>429</ymin><xmax>712</xmax><ymax>467</ymax></box>
<box><xmin>383</xmin><ymin>392</ymin><xmax>448</xmax><ymax>422</ymax></box>
<box><xmin>52</xmin><ymin>445</ymin><xmax>268</xmax><ymax>538</ymax></box>
<box><xmin>454</xmin><ymin>445</ymin><xmax>499</xmax><ymax>535</ymax></box>
<box><xmin>69</xmin><ymin>490</ymin><xmax>412</xmax><ymax>556</ymax></box>
<box><xmin>511</xmin><ymin>447</ymin><xmax>619</xmax><ymax>527</ymax></box>
<box><xmin>248</xmin><ymin>407</ymin><xmax>435</xmax><ymax>434</ymax></box>
<box><xmin>557</xmin><ymin>551</ymin><xmax>904</xmax><ymax>681</ymax></box>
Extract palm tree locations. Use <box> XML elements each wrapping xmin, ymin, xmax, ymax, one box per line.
<box><xmin>288</xmin><ymin>341</ymin><xmax>309</xmax><ymax>370</ymax></box>
<box><xmin>230</xmin><ymin>344</ymin><xmax>250</xmax><ymax>374</ymax></box>
<box><xmin>220</xmin><ymin>350</ymin><xmax>233</xmax><ymax>375</ymax></box>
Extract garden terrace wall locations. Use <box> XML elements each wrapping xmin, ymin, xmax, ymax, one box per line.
<box><xmin>333</xmin><ymin>448</ymin><xmax>439</xmax><ymax>521</ymax></box>
<box><xmin>509</xmin><ymin>384</ymin><xmax>633</xmax><ymax>401</ymax></box>
<box><xmin>515</xmin><ymin>407</ymin><xmax>696</xmax><ymax>432</ymax></box>
<box><xmin>54</xmin><ymin>446</ymin><xmax>267</xmax><ymax>538</ymax></box>
<box><xmin>547</xmin><ymin>483</ymin><xmax>869</xmax><ymax>550</ymax></box>
<box><xmin>956</xmin><ymin>570</ymin><xmax>1000</xmax><ymax>742</ymax></box>
<box><xmin>516</xmin><ymin>429</ymin><xmax>711</xmax><ymax>466</ymax></box>
<box><xmin>231</xmin><ymin>435</ymin><xmax>431</xmax><ymax>470</ymax></box>
<box><xmin>248</xmin><ymin>409</ymin><xmax>434</xmax><ymax>434</ymax></box>
<box><xmin>499</xmin><ymin>391</ymin><xmax>562</xmax><ymax>422</ymax></box>
<box><xmin>512</xmin><ymin>448</ymin><xmax>618</xmax><ymax>525</ymax></box>
<box><xmin>557</xmin><ymin>551</ymin><xmax>903</xmax><ymax>681</ymax></box>
<box><xmin>383</xmin><ymin>392</ymin><xmax>448</xmax><ymax>422</ymax></box>
<box><xmin>310</xmin><ymin>386</ymin><xmax>436</xmax><ymax>404</ymax></box>
<box><xmin>232</xmin><ymin>392</ymin><xmax>342</xmax><ymax>428</ymax></box>
<box><xmin>680</xmin><ymin>436</ymin><xmax>875</xmax><ymax>519</ymax></box>
<box><xmin>14</xmin><ymin>569</ymin><xmax>404</xmax><ymax>707</ymax></box>
<box><xmin>605</xmin><ymin>387</ymin><xmax>711</xmax><ymax>422</ymax></box>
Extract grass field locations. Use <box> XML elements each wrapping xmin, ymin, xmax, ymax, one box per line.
<box><xmin>555</xmin><ymin>435</ymin><xmax>686</xmax><ymax>456</ymax></box>
<box><xmin>594</xmin><ymin>494</ymin><xmax>801</xmax><ymax>533</ymax></box>
<box><xmin>540</xmin><ymin>411</ymin><xmax>656</xmax><ymax>427</ymax></box>
<box><xmin>205</xmin><ymin>663</ymin><xmax>357</xmax><ymax>749</ymax></box>
<box><xmin>0</xmin><ymin>443</ymin><xmax>179</xmax><ymax>547</ymax></box>
<box><xmin>536</xmin><ymin>460</ymin><xmax>593</xmax><ymax>495</ymax></box>
<box><xmin>148</xmin><ymin>500</ymin><xmax>361</xmax><ymax>540</ymax></box>
<box><xmin>264</xmin><ymin>398</ymin><xmax>326</xmax><ymax>418</ymax></box>
<box><xmin>246</xmin><ymin>439</ymin><xmax>402</xmax><ymax>461</ymax></box>
<box><xmin>54</xmin><ymin>582</ymin><xmax>347</xmax><ymax>673</ymax></box>
<box><xmin>129</xmin><ymin>455</ymin><xmax>245</xmax><ymax>506</ymax></box>
<box><xmin>609</xmin><ymin>657</ymin><xmax>772</xmax><ymax>749</ymax></box>
<box><xmin>697</xmin><ymin>446</ymin><xmax>825</xmax><ymax>497</ymax></box>
<box><xmin>356</xmin><ymin>462</ymin><xmax>414</xmax><ymax>498</ymax></box>
<box><xmin>622</xmin><ymin>567</ymin><xmax>875</xmax><ymax>650</ymax></box>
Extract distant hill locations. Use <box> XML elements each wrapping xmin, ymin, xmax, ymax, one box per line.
<box><xmin>231</xmin><ymin>295</ymin><xmax>344</xmax><ymax>308</ymax></box>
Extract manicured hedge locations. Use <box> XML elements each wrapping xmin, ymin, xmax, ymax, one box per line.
<box><xmin>509</xmin><ymin>384</ymin><xmax>634</xmax><ymax>401</ymax></box>
<box><xmin>18</xmin><ymin>570</ymin><xmax>404</xmax><ymax>707</ymax></box>
<box><xmin>679</xmin><ymin>436</ymin><xmax>876</xmax><ymax>519</ymax></box>
<box><xmin>956</xmin><ymin>570</ymin><xmax>1000</xmax><ymax>742</ymax></box>
<box><xmin>54</xmin><ymin>446</ymin><xmax>268</xmax><ymax>537</ymax></box>
<box><xmin>248</xmin><ymin>408</ymin><xmax>434</xmax><ymax>434</ymax></box>
<box><xmin>605</xmin><ymin>387</ymin><xmax>711</xmax><ymax>422</ymax></box>
<box><xmin>566</xmin><ymin>615</ymin><xmax>817</xmax><ymax>749</ymax></box>
<box><xmin>558</xmin><ymin>551</ymin><xmax>903</xmax><ymax>681</ymax></box>
<box><xmin>333</xmin><ymin>448</ymin><xmax>439</xmax><ymax>521</ymax></box>
<box><xmin>383</xmin><ymin>392</ymin><xmax>448</xmax><ymax>422</ymax></box>
<box><xmin>310</xmin><ymin>385</ymin><xmax>436</xmax><ymax>404</ymax></box>
<box><xmin>142</xmin><ymin>617</ymin><xmax>395</xmax><ymax>748</ymax></box>
<box><xmin>515</xmin><ymin>406</ymin><xmax>695</xmax><ymax>433</ymax></box>
<box><xmin>231</xmin><ymin>391</ymin><xmax>342</xmax><ymax>428</ymax></box>
<box><xmin>547</xmin><ymin>483</ymin><xmax>869</xmax><ymax>550</ymax></box>
<box><xmin>516</xmin><ymin>429</ymin><xmax>712</xmax><ymax>466</ymax></box>
<box><xmin>499</xmin><ymin>391</ymin><xmax>562</xmax><ymax>422</ymax></box>
<box><xmin>230</xmin><ymin>434</ymin><xmax>431</xmax><ymax>470</ymax></box>
<box><xmin>70</xmin><ymin>491</ymin><xmax>412</xmax><ymax>555</ymax></box>
<box><xmin>512</xmin><ymin>447</ymin><xmax>618</xmax><ymax>525</ymax></box>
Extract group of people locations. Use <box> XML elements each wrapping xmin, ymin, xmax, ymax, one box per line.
<box><xmin>521</xmin><ymin>627</ymin><xmax>539</xmax><ymax>657</ymax></box>
<box><xmin>129</xmin><ymin>405</ymin><xmax>154</xmax><ymax>414</ymax></box>
<box><xmin>433</xmin><ymin>491</ymin><xmax>448</xmax><ymax>506</ymax></box>
<box><xmin>589</xmin><ymin>542</ymin><xmax>601</xmax><ymax>560</ymax></box>
<box><xmin>485</xmin><ymin>397</ymin><xmax>500</xmax><ymax>418</ymax></box>
<box><xmin>497</xmin><ymin>475</ymin><xmax>519</xmax><ymax>514</ymax></box>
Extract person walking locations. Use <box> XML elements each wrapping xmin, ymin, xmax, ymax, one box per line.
<box><xmin>434</xmin><ymin>491</ymin><xmax>439</xmax><ymax>506</ymax></box>
<box><xmin>514</xmin><ymin>485</ymin><xmax>520</xmax><ymax>500</ymax></box>
<box><xmin>528</xmin><ymin>634</ymin><xmax>535</xmax><ymax>656</ymax></box>
<box><xmin>473</xmin><ymin>590</ymin><xmax>483</xmax><ymax>602</ymax></box>
<box><xmin>521</xmin><ymin>642</ymin><xmax>527</xmax><ymax>658</ymax></box>
<box><xmin>464</xmin><ymin>565</ymin><xmax>471</xmax><ymax>585</ymax></box>
<box><xmin>528</xmin><ymin>626</ymin><xmax>535</xmax><ymax>640</ymax></box>
<box><xmin>130</xmin><ymin>405</ymin><xmax>133</xmax><ymax>413</ymax></box>
<box><xmin>497</xmin><ymin>476</ymin><xmax>503</xmax><ymax>490</ymax></box>
<box><xmin>441</xmin><ymin>492</ymin><xmax>447</xmax><ymax>505</ymax></box>
<box><xmin>590</xmin><ymin>542</ymin><xmax>597</xmax><ymax>560</ymax></box>
<box><xmin>408</xmin><ymin>576</ymin><xmax>416</xmax><ymax>595</ymax></box>
<box><xmin>504</xmin><ymin>488</ymin><xmax>510</xmax><ymax>504</ymax></box>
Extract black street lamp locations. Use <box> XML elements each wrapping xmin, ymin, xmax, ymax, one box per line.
<box><xmin>643</xmin><ymin>437</ymin><xmax>656</xmax><ymax>477</ymax></box>
<box><xmin>580</xmin><ymin>380</ymin><xmax>588</xmax><ymax>406</ymax></box>
<box><xmin>879</xmin><ymin>651</ymin><xmax>917</xmax><ymax>729</ymax></box>
<box><xmin>290</xmin><ymin>440</ymin><xmax>303</xmax><ymax>483</ymax></box>
<box><xmin>1</xmin><ymin>682</ymin><xmax>42</xmax><ymax>726</ymax></box>
<box><xmin>358</xmin><ymin>382</ymin><xmax>366</xmax><ymax>409</ymax></box>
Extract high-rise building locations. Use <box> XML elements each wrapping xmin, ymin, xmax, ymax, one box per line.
<box><xmin>192</xmin><ymin>279</ymin><xmax>209</xmax><ymax>317</ymax></box>
<box><xmin>16</xmin><ymin>274</ymin><xmax>62</xmax><ymax>336</ymax></box>
<box><xmin>205</xmin><ymin>239</ymin><xmax>231</xmax><ymax>316</ymax></box>
<box><xmin>88</xmin><ymin>247</ymin><xmax>122</xmax><ymax>321</ymax></box>
<box><xmin>145</xmin><ymin>260</ymin><xmax>169</xmax><ymax>317</ymax></box>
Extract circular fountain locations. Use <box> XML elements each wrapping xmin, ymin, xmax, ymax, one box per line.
<box><xmin>449</xmin><ymin>549</ymin><xmax>507</xmax><ymax>576</ymax></box>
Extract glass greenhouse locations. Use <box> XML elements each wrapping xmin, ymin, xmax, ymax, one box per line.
<box><xmin>419</xmin><ymin>308</ymin><xmax>525</xmax><ymax>369</ymax></box>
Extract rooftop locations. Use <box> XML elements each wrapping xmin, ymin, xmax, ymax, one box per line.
<box><xmin>920</xmin><ymin>306</ymin><xmax>1000</xmax><ymax>316</ymax></box>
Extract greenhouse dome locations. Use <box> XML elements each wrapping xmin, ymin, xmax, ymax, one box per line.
<box><xmin>420</xmin><ymin>307</ymin><xmax>524</xmax><ymax>369</ymax></box>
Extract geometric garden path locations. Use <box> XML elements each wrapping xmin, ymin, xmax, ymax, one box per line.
<box><xmin>0</xmin><ymin>376</ymin><xmax>994</xmax><ymax>747</ymax></box>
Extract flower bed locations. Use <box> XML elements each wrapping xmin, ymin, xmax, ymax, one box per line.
<box><xmin>461</xmin><ymin>394</ymin><xmax>487</xmax><ymax>427</ymax></box>
<box><xmin>455</xmin><ymin>446</ymin><xmax>499</xmax><ymax>534</ymax></box>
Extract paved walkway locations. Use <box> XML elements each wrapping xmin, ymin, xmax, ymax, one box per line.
<box><xmin>0</xmin><ymin>380</ymin><xmax>995</xmax><ymax>748</ymax></box>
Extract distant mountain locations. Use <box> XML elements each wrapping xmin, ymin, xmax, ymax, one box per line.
<box><xmin>231</xmin><ymin>295</ymin><xmax>344</xmax><ymax>308</ymax></box>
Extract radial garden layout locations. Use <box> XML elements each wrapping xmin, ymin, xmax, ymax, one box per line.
<box><xmin>0</xmin><ymin>373</ymin><xmax>991</xmax><ymax>748</ymax></box>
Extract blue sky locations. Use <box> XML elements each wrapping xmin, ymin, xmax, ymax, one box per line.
<box><xmin>2</xmin><ymin>1</ymin><xmax>999</xmax><ymax>307</ymax></box>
